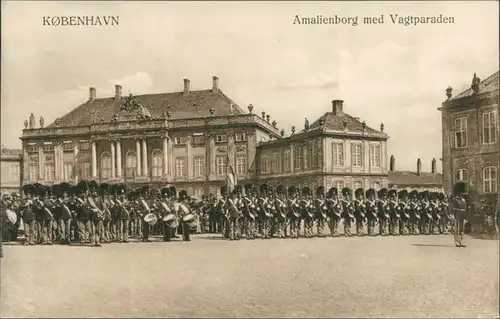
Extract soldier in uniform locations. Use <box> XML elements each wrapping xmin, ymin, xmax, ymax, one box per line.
<box><xmin>408</xmin><ymin>190</ymin><xmax>421</xmax><ymax>235</ymax></box>
<box><xmin>376</xmin><ymin>188</ymin><xmax>389</xmax><ymax>236</ymax></box>
<box><xmin>115</xmin><ymin>190</ymin><xmax>130</xmax><ymax>243</ymax></box>
<box><xmin>439</xmin><ymin>193</ymin><xmax>451</xmax><ymax>234</ymax></box>
<box><xmin>365</xmin><ymin>189</ymin><xmax>378</xmax><ymax>236</ymax></box>
<box><xmin>397</xmin><ymin>190</ymin><xmax>410</xmax><ymax>235</ymax></box>
<box><xmin>41</xmin><ymin>187</ymin><xmax>55</xmax><ymax>245</ymax></box>
<box><xmin>429</xmin><ymin>192</ymin><xmax>441</xmax><ymax>235</ymax></box>
<box><xmin>178</xmin><ymin>190</ymin><xmax>193</xmax><ymax>241</ymax></box>
<box><xmin>58</xmin><ymin>185</ymin><xmax>73</xmax><ymax>244</ymax></box>
<box><xmin>225</xmin><ymin>186</ymin><xmax>240</xmax><ymax>241</ymax></box>
<box><xmin>419</xmin><ymin>191</ymin><xmax>431</xmax><ymax>235</ymax></box>
<box><xmin>314</xmin><ymin>186</ymin><xmax>327</xmax><ymax>238</ymax></box>
<box><xmin>88</xmin><ymin>190</ymin><xmax>104</xmax><ymax>247</ymax></box>
<box><xmin>21</xmin><ymin>185</ymin><xmax>36</xmax><ymax>245</ymax></box>
<box><xmin>274</xmin><ymin>185</ymin><xmax>287</xmax><ymax>239</ymax></box>
<box><xmin>242</xmin><ymin>184</ymin><xmax>256</xmax><ymax>240</ymax></box>
<box><xmin>287</xmin><ymin>186</ymin><xmax>301</xmax><ymax>239</ymax></box>
<box><xmin>256</xmin><ymin>184</ymin><xmax>272</xmax><ymax>239</ymax></box>
<box><xmin>451</xmin><ymin>182</ymin><xmax>468</xmax><ymax>247</ymax></box>
<box><xmin>301</xmin><ymin>187</ymin><xmax>314</xmax><ymax>238</ymax></box>
<box><xmin>353</xmin><ymin>188</ymin><xmax>366</xmax><ymax>236</ymax></box>
<box><xmin>325</xmin><ymin>187</ymin><xmax>341</xmax><ymax>237</ymax></box>
<box><xmin>340</xmin><ymin>187</ymin><xmax>354</xmax><ymax>237</ymax></box>
<box><xmin>387</xmin><ymin>189</ymin><xmax>399</xmax><ymax>235</ymax></box>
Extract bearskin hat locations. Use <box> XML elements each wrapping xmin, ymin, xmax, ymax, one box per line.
<box><xmin>161</xmin><ymin>187</ymin><xmax>170</xmax><ymax>197</ymax></box>
<box><xmin>316</xmin><ymin>186</ymin><xmax>325</xmax><ymax>197</ymax></box>
<box><xmin>453</xmin><ymin>182</ymin><xmax>466</xmax><ymax>197</ymax></box>
<box><xmin>388</xmin><ymin>189</ymin><xmax>397</xmax><ymax>198</ymax></box>
<box><xmin>328</xmin><ymin>187</ymin><xmax>338</xmax><ymax>198</ymax></box>
<box><xmin>342</xmin><ymin>187</ymin><xmax>351</xmax><ymax>197</ymax></box>
<box><xmin>220</xmin><ymin>186</ymin><xmax>227</xmax><ymax>197</ymax></box>
<box><xmin>169</xmin><ymin>186</ymin><xmax>177</xmax><ymax>198</ymax></box>
<box><xmin>99</xmin><ymin>183</ymin><xmax>110</xmax><ymax>195</ymax></box>
<box><xmin>354</xmin><ymin>188</ymin><xmax>364</xmax><ymax>198</ymax></box>
<box><xmin>365</xmin><ymin>188</ymin><xmax>375</xmax><ymax>199</ymax></box>
<box><xmin>301</xmin><ymin>186</ymin><xmax>311</xmax><ymax>196</ymax></box>
<box><xmin>23</xmin><ymin>184</ymin><xmax>34</xmax><ymax>196</ymax></box>
<box><xmin>288</xmin><ymin>185</ymin><xmax>297</xmax><ymax>197</ymax></box>
<box><xmin>276</xmin><ymin>185</ymin><xmax>287</xmax><ymax>196</ymax></box>
<box><xmin>377</xmin><ymin>188</ymin><xmax>388</xmax><ymax>198</ymax></box>
<box><xmin>179</xmin><ymin>189</ymin><xmax>188</xmax><ymax>200</ymax></box>
<box><xmin>397</xmin><ymin>189</ymin><xmax>407</xmax><ymax>199</ymax></box>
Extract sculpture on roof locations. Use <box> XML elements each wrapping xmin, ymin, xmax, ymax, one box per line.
<box><xmin>120</xmin><ymin>93</ymin><xmax>152</xmax><ymax>119</ymax></box>
<box><xmin>39</xmin><ymin>116</ymin><xmax>44</xmax><ymax>128</ymax></box>
<box><xmin>471</xmin><ymin>73</ymin><xmax>481</xmax><ymax>94</ymax></box>
<box><xmin>29</xmin><ymin>113</ymin><xmax>35</xmax><ymax>129</ymax></box>
<box><xmin>24</xmin><ymin>120</ymin><xmax>28</xmax><ymax>129</ymax></box>
<box><xmin>304</xmin><ymin>117</ymin><xmax>309</xmax><ymax>130</ymax></box>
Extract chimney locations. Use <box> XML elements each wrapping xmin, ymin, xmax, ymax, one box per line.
<box><xmin>89</xmin><ymin>87</ymin><xmax>96</xmax><ymax>102</ymax></box>
<box><xmin>183</xmin><ymin>79</ymin><xmax>190</xmax><ymax>95</ymax></box>
<box><xmin>212</xmin><ymin>76</ymin><xmax>219</xmax><ymax>93</ymax></box>
<box><xmin>332</xmin><ymin>100</ymin><xmax>344</xmax><ymax>116</ymax></box>
<box><xmin>431</xmin><ymin>158</ymin><xmax>436</xmax><ymax>174</ymax></box>
<box><xmin>390</xmin><ymin>155</ymin><xmax>395</xmax><ymax>172</ymax></box>
<box><xmin>115</xmin><ymin>85</ymin><xmax>122</xmax><ymax>99</ymax></box>
<box><xmin>417</xmin><ymin>158</ymin><xmax>422</xmax><ymax>176</ymax></box>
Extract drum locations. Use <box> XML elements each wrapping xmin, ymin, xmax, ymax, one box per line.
<box><xmin>187</xmin><ymin>220</ymin><xmax>198</xmax><ymax>230</ymax></box>
<box><xmin>163</xmin><ymin>214</ymin><xmax>176</xmax><ymax>222</ymax></box>
<box><xmin>144</xmin><ymin>213</ymin><xmax>158</xmax><ymax>225</ymax></box>
<box><xmin>6</xmin><ymin>209</ymin><xmax>17</xmax><ymax>224</ymax></box>
<box><xmin>183</xmin><ymin>213</ymin><xmax>195</xmax><ymax>222</ymax></box>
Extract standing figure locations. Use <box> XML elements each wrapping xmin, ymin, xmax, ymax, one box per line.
<box><xmin>387</xmin><ymin>189</ymin><xmax>400</xmax><ymax>235</ymax></box>
<box><xmin>59</xmin><ymin>189</ymin><xmax>73</xmax><ymax>244</ymax></box>
<box><xmin>41</xmin><ymin>188</ymin><xmax>55</xmax><ymax>245</ymax></box>
<box><xmin>300</xmin><ymin>187</ymin><xmax>314</xmax><ymax>238</ymax></box>
<box><xmin>178</xmin><ymin>190</ymin><xmax>194</xmax><ymax>242</ymax></box>
<box><xmin>257</xmin><ymin>184</ymin><xmax>272</xmax><ymax>239</ymax></box>
<box><xmin>225</xmin><ymin>187</ymin><xmax>241</xmax><ymax>241</ymax></box>
<box><xmin>365</xmin><ymin>189</ymin><xmax>378</xmax><ymax>236</ymax></box>
<box><xmin>341</xmin><ymin>187</ymin><xmax>354</xmax><ymax>237</ymax></box>
<box><xmin>116</xmin><ymin>191</ymin><xmax>131</xmax><ymax>243</ymax></box>
<box><xmin>287</xmin><ymin>186</ymin><xmax>301</xmax><ymax>239</ymax></box>
<box><xmin>439</xmin><ymin>193</ymin><xmax>451</xmax><ymax>234</ymax></box>
<box><xmin>430</xmin><ymin>193</ymin><xmax>442</xmax><ymax>234</ymax></box>
<box><xmin>408</xmin><ymin>190</ymin><xmax>421</xmax><ymax>235</ymax></box>
<box><xmin>419</xmin><ymin>191</ymin><xmax>431</xmax><ymax>235</ymax></box>
<box><xmin>326</xmin><ymin>187</ymin><xmax>341</xmax><ymax>237</ymax></box>
<box><xmin>377</xmin><ymin>188</ymin><xmax>390</xmax><ymax>236</ymax></box>
<box><xmin>314</xmin><ymin>186</ymin><xmax>327</xmax><ymax>237</ymax></box>
<box><xmin>353</xmin><ymin>188</ymin><xmax>366</xmax><ymax>236</ymax></box>
<box><xmin>397</xmin><ymin>190</ymin><xmax>410</xmax><ymax>235</ymax></box>
<box><xmin>218</xmin><ymin>186</ymin><xmax>229</xmax><ymax>239</ymax></box>
<box><xmin>88</xmin><ymin>191</ymin><xmax>104</xmax><ymax>247</ymax></box>
<box><xmin>274</xmin><ymin>185</ymin><xmax>287</xmax><ymax>239</ymax></box>
<box><xmin>242</xmin><ymin>184</ymin><xmax>257</xmax><ymax>240</ymax></box>
<box><xmin>21</xmin><ymin>186</ymin><xmax>36</xmax><ymax>245</ymax></box>
<box><xmin>451</xmin><ymin>182</ymin><xmax>468</xmax><ymax>247</ymax></box>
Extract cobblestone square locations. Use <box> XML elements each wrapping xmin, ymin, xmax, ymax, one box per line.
<box><xmin>1</xmin><ymin>234</ymin><xmax>498</xmax><ymax>318</ymax></box>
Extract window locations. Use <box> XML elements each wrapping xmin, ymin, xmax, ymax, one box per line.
<box><xmin>125</xmin><ymin>151</ymin><xmax>137</xmax><ymax>178</ymax></box>
<box><xmin>453</xmin><ymin>117</ymin><xmax>467</xmax><ymax>148</ymax></box>
<box><xmin>216</xmin><ymin>135</ymin><xmax>227</xmax><ymax>143</ymax></box>
<box><xmin>455</xmin><ymin>169</ymin><xmax>468</xmax><ymax>183</ymax></box>
<box><xmin>10</xmin><ymin>164</ymin><xmax>20</xmax><ymax>182</ymax></box>
<box><xmin>79</xmin><ymin>142</ymin><xmax>90</xmax><ymax>150</ymax></box>
<box><xmin>353</xmin><ymin>181</ymin><xmax>362</xmax><ymax>189</ymax></box>
<box><xmin>63</xmin><ymin>163</ymin><xmax>73</xmax><ymax>181</ymax></box>
<box><xmin>307</xmin><ymin>143</ymin><xmax>318</xmax><ymax>168</ymax></box>
<box><xmin>100</xmin><ymin>152</ymin><xmax>112</xmax><ymax>179</ymax></box>
<box><xmin>370</xmin><ymin>144</ymin><xmax>381</xmax><ymax>167</ymax></box>
<box><xmin>176</xmin><ymin>158</ymin><xmax>186</xmax><ymax>177</ymax></box>
<box><xmin>174</xmin><ymin>137</ymin><xmax>187</xmax><ymax>145</ymax></box>
<box><xmin>44</xmin><ymin>163</ymin><xmax>54</xmax><ymax>181</ymax></box>
<box><xmin>81</xmin><ymin>162</ymin><xmax>91</xmax><ymax>179</ymax></box>
<box><xmin>271</xmin><ymin>153</ymin><xmax>277</xmax><ymax>172</ymax></box>
<box><xmin>216</xmin><ymin>156</ymin><xmax>226</xmax><ymax>176</ymax></box>
<box><xmin>194</xmin><ymin>187</ymin><xmax>204</xmax><ymax>196</ymax></box>
<box><xmin>29</xmin><ymin>164</ymin><xmax>38</xmax><ymax>181</ymax></box>
<box><xmin>62</xmin><ymin>143</ymin><xmax>74</xmax><ymax>152</ymax></box>
<box><xmin>194</xmin><ymin>157</ymin><xmax>205</xmax><ymax>176</ymax></box>
<box><xmin>294</xmin><ymin>146</ymin><xmax>303</xmax><ymax>169</ymax></box>
<box><xmin>283</xmin><ymin>151</ymin><xmax>290</xmax><ymax>172</ymax></box>
<box><xmin>193</xmin><ymin>135</ymin><xmax>206</xmax><ymax>145</ymax></box>
<box><xmin>483</xmin><ymin>111</ymin><xmax>497</xmax><ymax>145</ymax></box>
<box><xmin>27</xmin><ymin>145</ymin><xmax>37</xmax><ymax>153</ymax></box>
<box><xmin>483</xmin><ymin>166</ymin><xmax>497</xmax><ymax>193</ymax></box>
<box><xmin>372</xmin><ymin>182</ymin><xmax>381</xmax><ymax>190</ymax></box>
<box><xmin>152</xmin><ymin>150</ymin><xmax>163</xmax><ymax>177</ymax></box>
<box><xmin>235</xmin><ymin>133</ymin><xmax>247</xmax><ymax>142</ymax></box>
<box><xmin>260</xmin><ymin>155</ymin><xmax>268</xmax><ymax>174</ymax></box>
<box><xmin>236</xmin><ymin>157</ymin><xmax>246</xmax><ymax>175</ymax></box>
<box><xmin>43</xmin><ymin>144</ymin><xmax>54</xmax><ymax>152</ymax></box>
<box><xmin>333</xmin><ymin>143</ymin><xmax>344</xmax><ymax>166</ymax></box>
<box><xmin>351</xmin><ymin>144</ymin><xmax>362</xmax><ymax>167</ymax></box>
<box><xmin>334</xmin><ymin>180</ymin><xmax>344</xmax><ymax>190</ymax></box>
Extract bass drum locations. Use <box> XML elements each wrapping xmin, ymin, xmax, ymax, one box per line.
<box><xmin>163</xmin><ymin>214</ymin><xmax>179</xmax><ymax>230</ymax></box>
<box><xmin>182</xmin><ymin>213</ymin><xmax>195</xmax><ymax>222</ymax></box>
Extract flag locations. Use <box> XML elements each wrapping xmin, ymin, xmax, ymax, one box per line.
<box><xmin>226</xmin><ymin>154</ymin><xmax>237</xmax><ymax>194</ymax></box>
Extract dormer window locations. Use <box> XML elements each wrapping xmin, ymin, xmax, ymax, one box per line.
<box><xmin>235</xmin><ymin>133</ymin><xmax>247</xmax><ymax>142</ymax></box>
<box><xmin>174</xmin><ymin>137</ymin><xmax>187</xmax><ymax>145</ymax></box>
<box><xmin>216</xmin><ymin>135</ymin><xmax>227</xmax><ymax>143</ymax></box>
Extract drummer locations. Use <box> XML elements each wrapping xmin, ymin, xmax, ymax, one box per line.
<box><xmin>178</xmin><ymin>190</ymin><xmax>193</xmax><ymax>242</ymax></box>
<box><xmin>138</xmin><ymin>190</ymin><xmax>153</xmax><ymax>242</ymax></box>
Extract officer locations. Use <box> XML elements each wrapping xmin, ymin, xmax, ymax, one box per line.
<box><xmin>353</xmin><ymin>188</ymin><xmax>366</xmax><ymax>236</ymax></box>
<box><xmin>340</xmin><ymin>187</ymin><xmax>354</xmax><ymax>237</ymax></box>
<box><xmin>314</xmin><ymin>186</ymin><xmax>327</xmax><ymax>238</ymax></box>
<box><xmin>452</xmin><ymin>182</ymin><xmax>468</xmax><ymax>247</ymax></box>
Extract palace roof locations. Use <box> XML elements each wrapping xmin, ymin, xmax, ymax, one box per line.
<box><xmin>307</xmin><ymin>112</ymin><xmax>380</xmax><ymax>134</ymax></box>
<box><xmin>47</xmin><ymin>89</ymin><xmax>246</xmax><ymax>128</ymax></box>
<box><xmin>449</xmin><ymin>70</ymin><xmax>499</xmax><ymax>101</ymax></box>
<box><xmin>388</xmin><ymin>171</ymin><xmax>443</xmax><ymax>188</ymax></box>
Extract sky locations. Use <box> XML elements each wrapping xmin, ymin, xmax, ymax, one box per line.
<box><xmin>1</xmin><ymin>1</ymin><xmax>498</xmax><ymax>172</ymax></box>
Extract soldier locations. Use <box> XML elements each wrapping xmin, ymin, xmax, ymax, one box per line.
<box><xmin>178</xmin><ymin>190</ymin><xmax>193</xmax><ymax>242</ymax></box>
<box><xmin>41</xmin><ymin>187</ymin><xmax>55</xmax><ymax>245</ymax></box>
<box><xmin>377</xmin><ymin>188</ymin><xmax>389</xmax><ymax>236</ymax></box>
<box><xmin>256</xmin><ymin>184</ymin><xmax>272</xmax><ymax>239</ymax></box>
<box><xmin>325</xmin><ymin>187</ymin><xmax>341</xmax><ymax>237</ymax></box>
<box><xmin>353</xmin><ymin>188</ymin><xmax>366</xmax><ymax>236</ymax></box>
<box><xmin>387</xmin><ymin>189</ymin><xmax>399</xmax><ymax>235</ymax></box>
<box><xmin>314</xmin><ymin>186</ymin><xmax>327</xmax><ymax>238</ymax></box>
<box><xmin>225</xmin><ymin>187</ymin><xmax>241</xmax><ymax>241</ymax></box>
<box><xmin>21</xmin><ymin>185</ymin><xmax>36</xmax><ymax>245</ymax></box>
<box><xmin>429</xmin><ymin>192</ymin><xmax>441</xmax><ymax>235</ymax></box>
<box><xmin>419</xmin><ymin>191</ymin><xmax>431</xmax><ymax>235</ymax></box>
<box><xmin>75</xmin><ymin>189</ymin><xmax>91</xmax><ymax>244</ymax></box>
<box><xmin>365</xmin><ymin>189</ymin><xmax>378</xmax><ymax>236</ymax></box>
<box><xmin>115</xmin><ymin>190</ymin><xmax>130</xmax><ymax>243</ymax></box>
<box><xmin>218</xmin><ymin>186</ymin><xmax>229</xmax><ymax>239</ymax></box>
<box><xmin>408</xmin><ymin>190</ymin><xmax>421</xmax><ymax>235</ymax></box>
<box><xmin>242</xmin><ymin>184</ymin><xmax>257</xmax><ymax>240</ymax></box>
<box><xmin>274</xmin><ymin>185</ymin><xmax>287</xmax><ymax>239</ymax></box>
<box><xmin>87</xmin><ymin>189</ymin><xmax>104</xmax><ymax>247</ymax></box>
<box><xmin>340</xmin><ymin>187</ymin><xmax>354</xmax><ymax>237</ymax></box>
<box><xmin>58</xmin><ymin>185</ymin><xmax>73</xmax><ymax>244</ymax></box>
<box><xmin>397</xmin><ymin>190</ymin><xmax>410</xmax><ymax>235</ymax></box>
<box><xmin>451</xmin><ymin>182</ymin><xmax>468</xmax><ymax>247</ymax></box>
<box><xmin>439</xmin><ymin>193</ymin><xmax>451</xmax><ymax>234</ymax></box>
<box><xmin>300</xmin><ymin>187</ymin><xmax>314</xmax><ymax>238</ymax></box>
<box><xmin>287</xmin><ymin>186</ymin><xmax>301</xmax><ymax>239</ymax></box>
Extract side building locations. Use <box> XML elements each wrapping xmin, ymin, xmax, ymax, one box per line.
<box><xmin>438</xmin><ymin>71</ymin><xmax>499</xmax><ymax>227</ymax></box>
<box><xmin>387</xmin><ymin>155</ymin><xmax>444</xmax><ymax>193</ymax></box>
<box><xmin>0</xmin><ymin>146</ymin><xmax>21</xmax><ymax>195</ymax></box>
<box><xmin>255</xmin><ymin>100</ymin><xmax>389</xmax><ymax>191</ymax></box>
<box><xmin>19</xmin><ymin>77</ymin><xmax>280</xmax><ymax>197</ymax></box>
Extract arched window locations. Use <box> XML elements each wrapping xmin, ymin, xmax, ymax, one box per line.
<box><xmin>151</xmin><ymin>149</ymin><xmax>163</xmax><ymax>177</ymax></box>
<box><xmin>125</xmin><ymin>151</ymin><xmax>137</xmax><ymax>178</ymax></box>
<box><xmin>100</xmin><ymin>152</ymin><xmax>112</xmax><ymax>179</ymax></box>
<box><xmin>483</xmin><ymin>166</ymin><xmax>497</xmax><ymax>193</ymax></box>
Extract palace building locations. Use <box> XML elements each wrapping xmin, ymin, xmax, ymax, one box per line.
<box><xmin>20</xmin><ymin>77</ymin><xmax>281</xmax><ymax>197</ymax></box>
<box><xmin>0</xmin><ymin>146</ymin><xmax>21</xmax><ymax>194</ymax></box>
<box><xmin>254</xmin><ymin>100</ymin><xmax>390</xmax><ymax>190</ymax></box>
<box><xmin>438</xmin><ymin>71</ymin><xmax>499</xmax><ymax>198</ymax></box>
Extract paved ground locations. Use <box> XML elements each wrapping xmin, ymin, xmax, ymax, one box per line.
<box><xmin>1</xmin><ymin>234</ymin><xmax>499</xmax><ymax>318</ymax></box>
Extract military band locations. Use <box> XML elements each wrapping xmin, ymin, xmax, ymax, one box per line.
<box><xmin>1</xmin><ymin>181</ymin><xmax>470</xmax><ymax>248</ymax></box>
